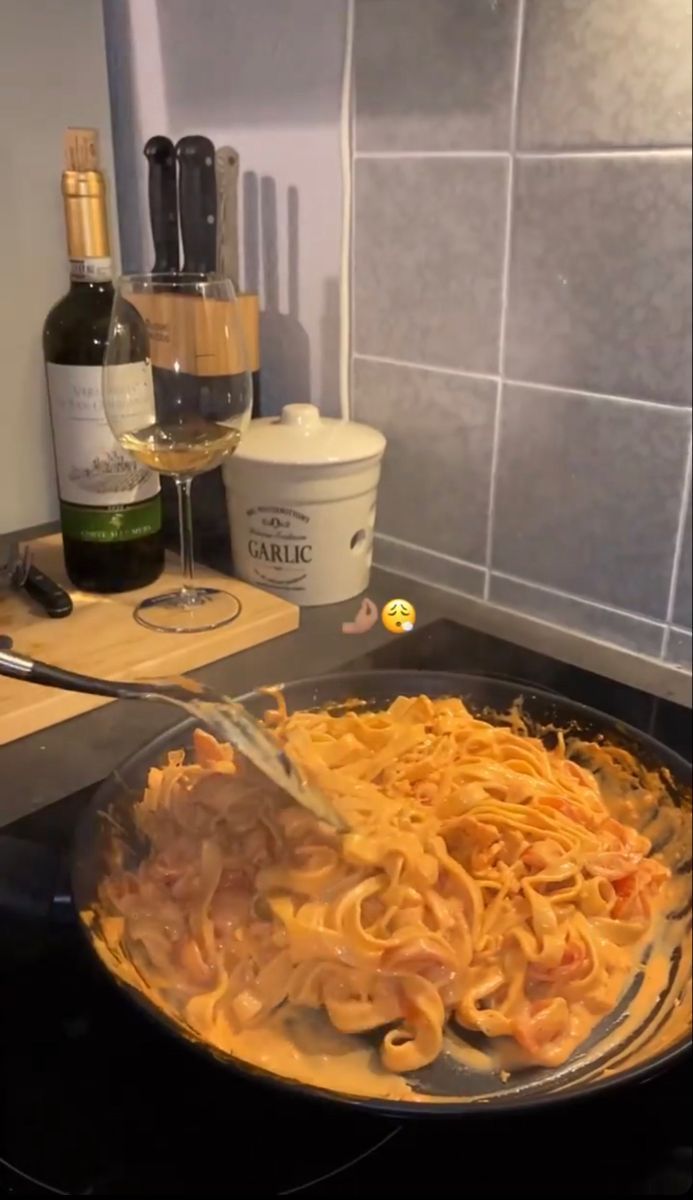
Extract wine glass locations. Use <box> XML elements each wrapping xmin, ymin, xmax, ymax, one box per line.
<box><xmin>103</xmin><ymin>273</ymin><xmax>252</xmax><ymax>632</ymax></box>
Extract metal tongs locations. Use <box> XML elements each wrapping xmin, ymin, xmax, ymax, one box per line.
<box><xmin>0</xmin><ymin>650</ymin><xmax>344</xmax><ymax>830</ymax></box>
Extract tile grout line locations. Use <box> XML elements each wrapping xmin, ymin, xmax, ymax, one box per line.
<box><xmin>355</xmin><ymin>150</ymin><xmax>511</xmax><ymax>160</ymax></box>
<box><xmin>662</xmin><ymin>437</ymin><xmax>692</xmax><ymax>659</ymax></box>
<box><xmin>375</xmin><ymin>532</ymin><xmax>485</xmax><ymax>574</ymax></box>
<box><xmin>517</xmin><ymin>147</ymin><xmax>692</xmax><ymax>160</ymax></box>
<box><xmin>354</xmin><ymin>352</ymin><xmax>499</xmax><ymax>385</ymax></box>
<box><xmin>351</xmin><ymin>10</ymin><xmax>692</xmax><ymax>664</ymax></box>
<box><xmin>353</xmin><ymin>353</ymin><xmax>689</xmax><ymax>414</ymax></box>
<box><xmin>354</xmin><ymin>148</ymin><xmax>692</xmax><ymax>162</ymax></box>
<box><xmin>493</xmin><ymin>570</ymin><xmax>667</xmax><ymax>628</ymax></box>
<box><xmin>374</xmin><ymin>560</ymin><xmax>486</xmax><ymax>605</ymax></box>
<box><xmin>482</xmin><ymin>382</ymin><xmax>503</xmax><ymax>600</ymax></box>
<box><xmin>376</xmin><ymin>534</ymin><xmax>669</xmax><ymax>633</ymax></box>
<box><xmin>504</xmin><ymin>377</ymin><xmax>689</xmax><ymax>413</ymax></box>
<box><xmin>484</xmin><ymin>0</ymin><xmax>526</xmax><ymax>602</ymax></box>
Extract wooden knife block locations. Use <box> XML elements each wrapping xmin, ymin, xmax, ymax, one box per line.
<box><xmin>134</xmin><ymin>292</ymin><xmax>259</xmax><ymax>375</ymax></box>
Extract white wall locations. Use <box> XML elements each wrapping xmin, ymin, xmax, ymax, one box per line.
<box><xmin>0</xmin><ymin>0</ymin><xmax>118</xmax><ymax>539</ymax></box>
<box><xmin>104</xmin><ymin>0</ymin><xmax>347</xmax><ymax>416</ymax></box>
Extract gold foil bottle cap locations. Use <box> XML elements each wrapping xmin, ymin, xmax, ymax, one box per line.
<box><xmin>61</xmin><ymin>170</ymin><xmax>105</xmax><ymax>198</ymax></box>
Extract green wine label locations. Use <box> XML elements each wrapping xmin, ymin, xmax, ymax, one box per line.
<box><xmin>60</xmin><ymin>496</ymin><xmax>161</xmax><ymax>543</ymax></box>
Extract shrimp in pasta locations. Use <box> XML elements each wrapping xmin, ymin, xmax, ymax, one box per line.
<box><xmin>97</xmin><ymin>694</ymin><xmax>678</xmax><ymax>1078</ymax></box>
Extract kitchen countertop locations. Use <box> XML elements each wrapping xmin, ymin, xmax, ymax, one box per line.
<box><xmin>1</xmin><ymin>565</ymin><xmax>690</xmax><ymax>827</ymax></box>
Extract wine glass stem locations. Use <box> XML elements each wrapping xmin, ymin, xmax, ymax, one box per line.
<box><xmin>174</xmin><ymin>475</ymin><xmax>196</xmax><ymax>597</ymax></box>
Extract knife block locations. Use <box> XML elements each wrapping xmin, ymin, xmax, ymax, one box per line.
<box><xmin>132</xmin><ymin>291</ymin><xmax>259</xmax><ymax>377</ymax></box>
<box><xmin>133</xmin><ymin>290</ymin><xmax>259</xmax><ymax>571</ymax></box>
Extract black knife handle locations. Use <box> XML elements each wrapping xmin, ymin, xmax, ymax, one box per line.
<box><xmin>144</xmin><ymin>135</ymin><xmax>179</xmax><ymax>273</ymax></box>
<box><xmin>22</xmin><ymin>565</ymin><xmax>73</xmax><ymax>618</ymax></box>
<box><xmin>176</xmin><ymin>135</ymin><xmax>217</xmax><ymax>274</ymax></box>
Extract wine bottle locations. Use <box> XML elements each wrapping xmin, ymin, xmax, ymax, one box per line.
<box><xmin>43</xmin><ymin>128</ymin><xmax>164</xmax><ymax>593</ymax></box>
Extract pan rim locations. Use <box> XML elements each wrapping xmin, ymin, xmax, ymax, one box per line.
<box><xmin>74</xmin><ymin>668</ymin><xmax>692</xmax><ymax>1115</ymax></box>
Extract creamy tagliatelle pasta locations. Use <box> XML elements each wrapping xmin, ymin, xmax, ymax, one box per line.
<box><xmin>96</xmin><ymin>694</ymin><xmax>679</xmax><ymax>1082</ymax></box>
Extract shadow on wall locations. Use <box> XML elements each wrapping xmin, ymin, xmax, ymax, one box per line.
<box><xmin>252</xmin><ymin>174</ymin><xmax>310</xmax><ymax>414</ymax></box>
<box><xmin>103</xmin><ymin>0</ymin><xmax>147</xmax><ymax>271</ymax></box>
<box><xmin>244</xmin><ymin>173</ymin><xmax>339</xmax><ymax>415</ymax></box>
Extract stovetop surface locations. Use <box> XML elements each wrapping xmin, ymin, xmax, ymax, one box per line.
<box><xmin>1</xmin><ymin>619</ymin><xmax>690</xmax><ymax>1197</ymax></box>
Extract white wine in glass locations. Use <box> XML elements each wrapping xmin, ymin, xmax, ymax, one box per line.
<box><xmin>103</xmin><ymin>273</ymin><xmax>252</xmax><ymax>632</ymax></box>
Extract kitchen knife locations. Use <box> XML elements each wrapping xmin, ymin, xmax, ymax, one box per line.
<box><xmin>136</xmin><ymin>136</ymin><xmax>217</xmax><ymax>377</ymax></box>
<box><xmin>215</xmin><ymin>145</ymin><xmax>240</xmax><ymax>285</ymax></box>
<box><xmin>0</xmin><ymin>543</ymin><xmax>72</xmax><ymax>618</ymax></box>
<box><xmin>142</xmin><ymin>135</ymin><xmax>181</xmax><ymax>552</ymax></box>
<box><xmin>176</xmin><ymin>134</ymin><xmax>233</xmax><ymax>571</ymax></box>
<box><xmin>177</xmin><ymin>135</ymin><xmax>217</xmax><ymax>275</ymax></box>
<box><xmin>216</xmin><ymin>145</ymin><xmax>261</xmax><ymax>418</ymax></box>
<box><xmin>174</xmin><ymin>134</ymin><xmax>240</xmax><ymax>377</ymax></box>
<box><xmin>22</xmin><ymin>564</ymin><xmax>73</xmax><ymax>618</ymax></box>
<box><xmin>138</xmin><ymin>133</ymin><xmax>186</xmax><ymax>379</ymax></box>
<box><xmin>144</xmin><ymin>135</ymin><xmax>179</xmax><ymax>272</ymax></box>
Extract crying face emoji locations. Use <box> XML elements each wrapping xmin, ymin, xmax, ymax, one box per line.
<box><xmin>381</xmin><ymin>598</ymin><xmax>416</xmax><ymax>635</ymax></box>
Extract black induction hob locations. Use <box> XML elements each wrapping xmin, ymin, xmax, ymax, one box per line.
<box><xmin>1</xmin><ymin>618</ymin><xmax>691</xmax><ymax>1198</ymax></box>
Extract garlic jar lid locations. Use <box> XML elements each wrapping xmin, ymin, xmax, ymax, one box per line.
<box><xmin>234</xmin><ymin>404</ymin><xmax>386</xmax><ymax>467</ymax></box>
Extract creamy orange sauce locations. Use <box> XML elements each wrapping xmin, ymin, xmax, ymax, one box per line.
<box><xmin>89</xmin><ymin>924</ymin><xmax>420</xmax><ymax>1102</ymax></box>
<box><xmin>88</xmin><ymin>879</ymin><xmax>690</xmax><ymax>1104</ymax></box>
<box><xmin>84</xmin><ymin>702</ymin><xmax>692</xmax><ymax>1104</ymax></box>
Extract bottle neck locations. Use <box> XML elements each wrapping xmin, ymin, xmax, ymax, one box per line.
<box><xmin>62</xmin><ymin>168</ymin><xmax>112</xmax><ymax>286</ymax></box>
<box><xmin>68</xmin><ymin>274</ymin><xmax>114</xmax><ymax>295</ymax></box>
<box><xmin>68</xmin><ymin>258</ymin><xmax>113</xmax><ymax>287</ymax></box>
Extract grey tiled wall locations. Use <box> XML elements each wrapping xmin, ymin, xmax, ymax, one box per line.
<box><xmin>352</xmin><ymin>0</ymin><xmax>692</xmax><ymax>669</ymax></box>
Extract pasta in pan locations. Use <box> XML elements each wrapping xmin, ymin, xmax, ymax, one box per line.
<box><xmin>96</xmin><ymin>693</ymin><xmax>683</xmax><ymax>1087</ymax></box>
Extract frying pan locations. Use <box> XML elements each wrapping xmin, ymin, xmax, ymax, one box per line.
<box><xmin>57</xmin><ymin>669</ymin><xmax>691</xmax><ymax>1116</ymax></box>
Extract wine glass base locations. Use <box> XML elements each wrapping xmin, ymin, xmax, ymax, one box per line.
<box><xmin>133</xmin><ymin>587</ymin><xmax>242</xmax><ymax>633</ymax></box>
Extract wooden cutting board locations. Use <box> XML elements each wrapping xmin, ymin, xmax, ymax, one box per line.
<box><xmin>0</xmin><ymin>535</ymin><xmax>299</xmax><ymax>745</ymax></box>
